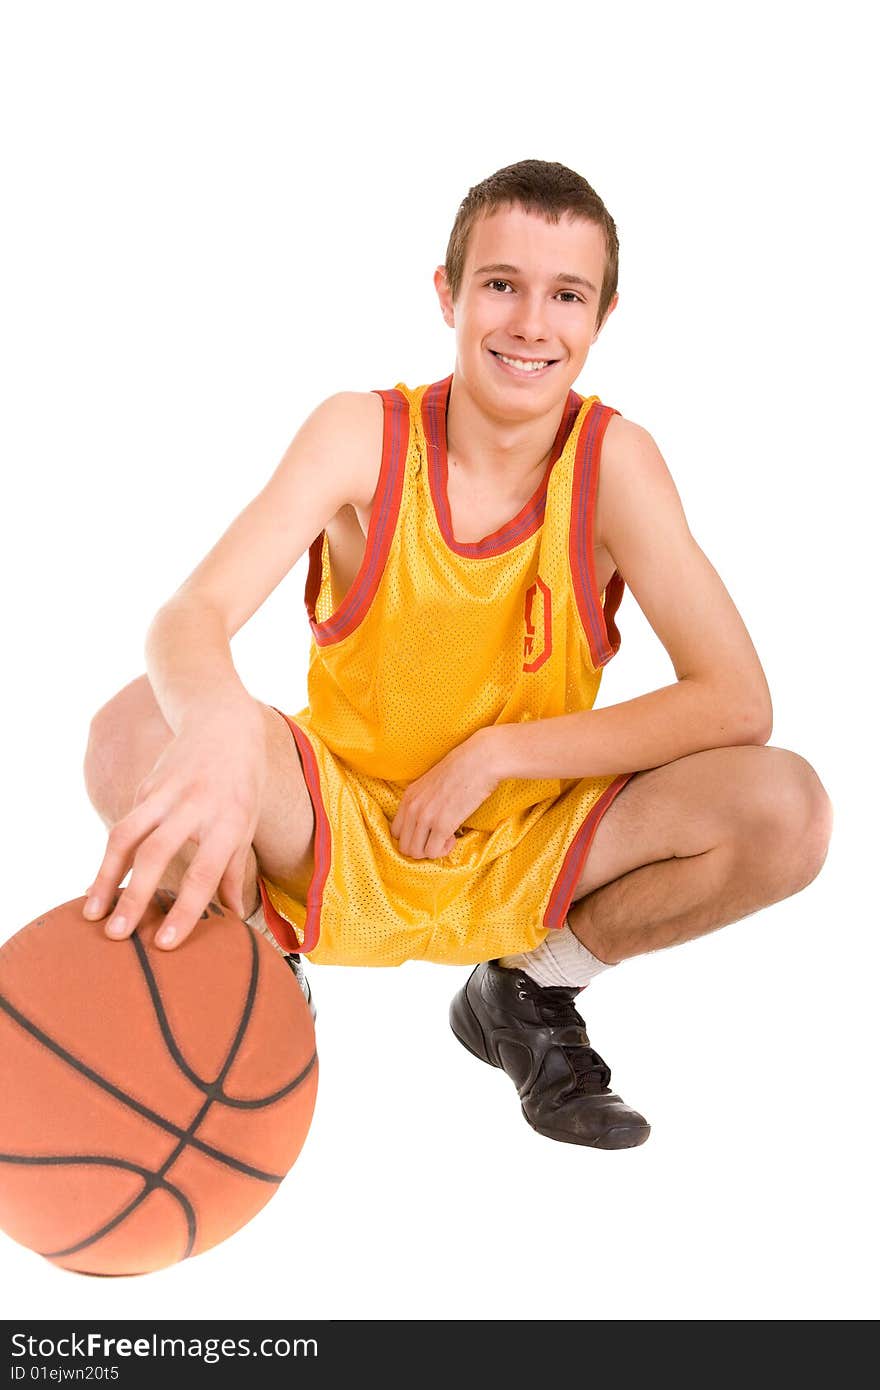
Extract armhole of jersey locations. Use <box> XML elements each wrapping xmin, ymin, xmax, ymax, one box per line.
<box><xmin>570</xmin><ymin>402</ymin><xmax>625</xmax><ymax>670</ymax></box>
<box><xmin>304</xmin><ymin>388</ymin><xmax>409</xmax><ymax>646</ymax></box>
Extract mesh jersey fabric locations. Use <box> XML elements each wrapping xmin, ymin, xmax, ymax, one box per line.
<box><xmin>258</xmin><ymin>374</ymin><xmax>635</xmax><ymax>967</ymax></box>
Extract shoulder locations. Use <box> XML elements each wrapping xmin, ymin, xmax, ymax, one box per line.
<box><xmin>308</xmin><ymin>390</ymin><xmax>386</xmax><ymax>511</ymax></box>
<box><xmin>600</xmin><ymin>412</ymin><xmax>661</xmax><ymax>465</ymax></box>
<box><xmin>314</xmin><ymin>388</ymin><xmax>385</xmax><ymax>433</ymax></box>
<box><xmin>594</xmin><ymin>412</ymin><xmax>684</xmax><ymax>551</ymax></box>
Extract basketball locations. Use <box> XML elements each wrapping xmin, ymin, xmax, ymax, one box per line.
<box><xmin>0</xmin><ymin>893</ymin><xmax>317</xmax><ymax>1276</ymax></box>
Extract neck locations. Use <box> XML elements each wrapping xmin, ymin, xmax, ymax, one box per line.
<box><xmin>445</xmin><ymin>371</ymin><xmax>566</xmax><ymax>481</ymax></box>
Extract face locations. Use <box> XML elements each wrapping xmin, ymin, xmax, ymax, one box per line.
<box><xmin>434</xmin><ymin>204</ymin><xmax>617</xmax><ymax>417</ymax></box>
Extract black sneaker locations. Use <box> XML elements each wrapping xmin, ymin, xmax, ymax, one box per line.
<box><xmin>449</xmin><ymin>959</ymin><xmax>649</xmax><ymax>1149</ymax></box>
<box><xmin>285</xmin><ymin>953</ymin><xmax>316</xmax><ymax>1022</ymax></box>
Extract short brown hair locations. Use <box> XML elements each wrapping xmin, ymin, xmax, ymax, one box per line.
<box><xmin>444</xmin><ymin>159</ymin><xmax>619</xmax><ymax>327</ymax></box>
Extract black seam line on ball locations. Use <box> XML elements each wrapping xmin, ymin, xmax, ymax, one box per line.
<box><xmin>131</xmin><ymin>922</ymin><xmax>260</xmax><ymax>1093</ymax></box>
<box><xmin>0</xmin><ymin>992</ymin><xmax>285</xmax><ymax>1184</ymax></box>
<box><xmin>204</xmin><ymin>1049</ymin><xmax>318</xmax><ymax>1110</ymax></box>
<box><xmin>131</xmin><ymin>928</ymin><xmax>317</xmax><ymax>1108</ymax></box>
<box><xmin>45</xmin><ymin>1135</ymin><xmax>205</xmax><ymax>1263</ymax></box>
<box><xmin>142</xmin><ymin>928</ymin><xmax>267</xmax><ymax>1235</ymax></box>
<box><xmin>0</xmin><ymin>1153</ymin><xmax>197</xmax><ymax>1262</ymax></box>
<box><xmin>146</xmin><ymin>928</ymin><xmax>263</xmax><ymax>1216</ymax></box>
<box><xmin>45</xmin><ymin>1096</ymin><xmax>220</xmax><ymax>1266</ymax></box>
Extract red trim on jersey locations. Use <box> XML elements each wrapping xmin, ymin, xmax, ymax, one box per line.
<box><xmin>421</xmin><ymin>374</ymin><xmax>583</xmax><ymax>558</ymax></box>
<box><xmin>257</xmin><ymin>712</ymin><xmax>331</xmax><ymax>956</ymax></box>
<box><xmin>600</xmin><ymin>570</ymin><xmax>626</xmax><ymax>655</ymax></box>
<box><xmin>570</xmin><ymin>402</ymin><xmax>625</xmax><ymax>669</ymax></box>
<box><xmin>544</xmin><ymin>773</ymin><xmax>635</xmax><ymax>931</ymax></box>
<box><xmin>305</xmin><ymin>389</ymin><xmax>409</xmax><ymax>646</ymax></box>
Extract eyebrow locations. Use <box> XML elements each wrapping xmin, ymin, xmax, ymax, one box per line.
<box><xmin>472</xmin><ymin>262</ymin><xmax>598</xmax><ymax>295</ymax></box>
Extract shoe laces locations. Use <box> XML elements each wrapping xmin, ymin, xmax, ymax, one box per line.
<box><xmin>515</xmin><ymin>977</ymin><xmax>612</xmax><ymax>1094</ymax></box>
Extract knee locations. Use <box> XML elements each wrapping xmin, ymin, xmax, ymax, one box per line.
<box><xmin>751</xmin><ymin>748</ymin><xmax>833</xmax><ymax>887</ymax></box>
<box><xmin>83</xmin><ymin>675</ymin><xmax>166</xmax><ymax>812</ymax></box>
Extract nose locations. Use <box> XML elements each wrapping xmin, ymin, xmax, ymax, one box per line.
<box><xmin>506</xmin><ymin>290</ymin><xmax>551</xmax><ymax>345</ymax></box>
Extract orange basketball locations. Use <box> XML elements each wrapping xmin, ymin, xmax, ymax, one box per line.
<box><xmin>0</xmin><ymin>893</ymin><xmax>317</xmax><ymax>1276</ymax></box>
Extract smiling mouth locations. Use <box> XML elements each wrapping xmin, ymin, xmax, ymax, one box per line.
<box><xmin>489</xmin><ymin>350</ymin><xmax>559</xmax><ymax>374</ymax></box>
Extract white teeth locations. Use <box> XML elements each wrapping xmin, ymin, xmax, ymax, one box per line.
<box><xmin>496</xmin><ymin>353</ymin><xmax>550</xmax><ymax>372</ymax></box>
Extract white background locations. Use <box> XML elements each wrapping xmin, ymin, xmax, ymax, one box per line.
<box><xmin>1</xmin><ymin>0</ymin><xmax>876</xmax><ymax>1323</ymax></box>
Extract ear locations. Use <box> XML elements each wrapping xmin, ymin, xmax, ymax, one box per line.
<box><xmin>592</xmin><ymin>291</ymin><xmax>619</xmax><ymax>342</ymax></box>
<box><xmin>434</xmin><ymin>265</ymin><xmax>455</xmax><ymax>328</ymax></box>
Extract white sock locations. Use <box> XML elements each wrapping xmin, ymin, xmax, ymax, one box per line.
<box><xmin>498</xmin><ymin>919</ymin><xmax>614</xmax><ymax>988</ymax></box>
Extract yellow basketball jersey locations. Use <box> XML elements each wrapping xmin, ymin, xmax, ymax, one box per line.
<box><xmin>258</xmin><ymin>375</ymin><xmax>633</xmax><ymax>967</ymax></box>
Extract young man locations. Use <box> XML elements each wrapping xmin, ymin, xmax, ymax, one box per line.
<box><xmin>81</xmin><ymin>160</ymin><xmax>833</xmax><ymax>1150</ymax></box>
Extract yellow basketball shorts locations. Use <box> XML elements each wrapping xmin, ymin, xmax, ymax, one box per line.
<box><xmin>257</xmin><ymin>710</ymin><xmax>633</xmax><ymax>968</ymax></box>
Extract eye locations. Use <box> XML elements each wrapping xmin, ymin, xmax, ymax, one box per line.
<box><xmin>485</xmin><ymin>279</ymin><xmax>583</xmax><ymax>303</ymax></box>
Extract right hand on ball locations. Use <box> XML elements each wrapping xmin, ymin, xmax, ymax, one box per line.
<box><xmin>82</xmin><ymin>697</ymin><xmax>267</xmax><ymax>950</ymax></box>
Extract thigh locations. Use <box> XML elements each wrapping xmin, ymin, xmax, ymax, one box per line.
<box><xmin>571</xmin><ymin>744</ymin><xmax>803</xmax><ymax>900</ymax></box>
<box><xmin>89</xmin><ymin>674</ymin><xmax>315</xmax><ymax>898</ymax></box>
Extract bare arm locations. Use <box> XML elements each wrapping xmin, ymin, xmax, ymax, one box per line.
<box><xmin>490</xmin><ymin>416</ymin><xmax>773</xmax><ymax>780</ymax></box>
<box><xmin>85</xmin><ymin>390</ymin><xmax>383</xmax><ymax>945</ymax></box>
<box><xmin>145</xmin><ymin>390</ymin><xmax>384</xmax><ymax>734</ymax></box>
